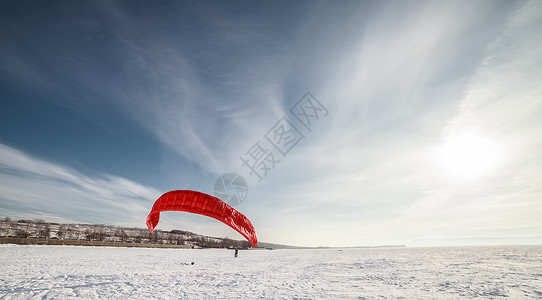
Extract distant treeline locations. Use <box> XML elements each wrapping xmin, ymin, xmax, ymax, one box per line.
<box><xmin>0</xmin><ymin>217</ymin><xmax>253</xmax><ymax>249</ymax></box>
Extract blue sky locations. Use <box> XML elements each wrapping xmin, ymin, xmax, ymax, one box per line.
<box><xmin>1</xmin><ymin>0</ymin><xmax>541</xmax><ymax>247</ymax></box>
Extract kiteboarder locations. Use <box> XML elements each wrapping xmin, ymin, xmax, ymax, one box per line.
<box><xmin>234</xmin><ymin>248</ymin><xmax>239</xmax><ymax>258</ymax></box>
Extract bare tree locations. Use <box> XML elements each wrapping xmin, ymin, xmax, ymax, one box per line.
<box><xmin>57</xmin><ymin>225</ymin><xmax>66</xmax><ymax>239</ymax></box>
<box><xmin>134</xmin><ymin>233</ymin><xmax>142</xmax><ymax>243</ymax></box>
<box><xmin>15</xmin><ymin>228</ymin><xmax>28</xmax><ymax>238</ymax></box>
<box><xmin>84</xmin><ymin>228</ymin><xmax>92</xmax><ymax>240</ymax></box>
<box><xmin>66</xmin><ymin>227</ymin><xmax>74</xmax><ymax>240</ymax></box>
<box><xmin>120</xmin><ymin>230</ymin><xmax>127</xmax><ymax>242</ymax></box>
<box><xmin>151</xmin><ymin>231</ymin><xmax>159</xmax><ymax>243</ymax></box>
<box><xmin>220</xmin><ymin>237</ymin><xmax>234</xmax><ymax>248</ymax></box>
<box><xmin>38</xmin><ymin>224</ymin><xmax>50</xmax><ymax>239</ymax></box>
<box><xmin>86</xmin><ymin>227</ymin><xmax>107</xmax><ymax>241</ymax></box>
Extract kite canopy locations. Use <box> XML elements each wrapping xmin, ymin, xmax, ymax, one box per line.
<box><xmin>146</xmin><ymin>190</ymin><xmax>257</xmax><ymax>247</ymax></box>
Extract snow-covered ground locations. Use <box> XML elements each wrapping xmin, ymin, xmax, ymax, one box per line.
<box><xmin>1</xmin><ymin>245</ymin><xmax>540</xmax><ymax>299</ymax></box>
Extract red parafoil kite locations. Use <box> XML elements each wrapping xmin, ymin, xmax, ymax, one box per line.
<box><xmin>146</xmin><ymin>190</ymin><xmax>257</xmax><ymax>247</ymax></box>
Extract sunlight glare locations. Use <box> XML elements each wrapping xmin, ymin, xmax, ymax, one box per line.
<box><xmin>438</xmin><ymin>132</ymin><xmax>500</xmax><ymax>180</ymax></box>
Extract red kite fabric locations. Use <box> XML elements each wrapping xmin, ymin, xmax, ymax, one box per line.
<box><xmin>146</xmin><ymin>190</ymin><xmax>257</xmax><ymax>247</ymax></box>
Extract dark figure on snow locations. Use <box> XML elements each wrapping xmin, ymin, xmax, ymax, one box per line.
<box><xmin>234</xmin><ymin>248</ymin><xmax>239</xmax><ymax>258</ymax></box>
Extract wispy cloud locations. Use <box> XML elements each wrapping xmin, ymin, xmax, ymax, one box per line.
<box><xmin>0</xmin><ymin>1</ymin><xmax>290</xmax><ymax>175</ymax></box>
<box><xmin>240</xmin><ymin>1</ymin><xmax>542</xmax><ymax>246</ymax></box>
<box><xmin>0</xmin><ymin>143</ymin><xmax>160</xmax><ymax>226</ymax></box>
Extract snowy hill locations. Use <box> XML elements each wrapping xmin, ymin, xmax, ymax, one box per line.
<box><xmin>0</xmin><ymin>217</ymin><xmax>251</xmax><ymax>248</ymax></box>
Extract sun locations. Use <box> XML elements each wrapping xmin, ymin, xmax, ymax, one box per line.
<box><xmin>437</xmin><ymin>132</ymin><xmax>500</xmax><ymax>180</ymax></box>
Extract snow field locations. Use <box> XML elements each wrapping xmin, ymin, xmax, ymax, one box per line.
<box><xmin>1</xmin><ymin>245</ymin><xmax>541</xmax><ymax>299</ymax></box>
